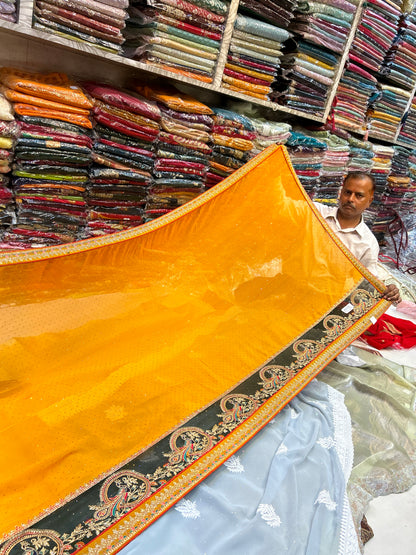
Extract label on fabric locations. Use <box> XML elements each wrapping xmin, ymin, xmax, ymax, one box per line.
<box><xmin>370</xmin><ymin>316</ymin><xmax>377</xmax><ymax>325</ymax></box>
<box><xmin>341</xmin><ymin>303</ymin><xmax>354</xmax><ymax>314</ymax></box>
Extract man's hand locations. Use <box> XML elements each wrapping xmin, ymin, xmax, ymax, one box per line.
<box><xmin>382</xmin><ymin>283</ymin><xmax>401</xmax><ymax>304</ymax></box>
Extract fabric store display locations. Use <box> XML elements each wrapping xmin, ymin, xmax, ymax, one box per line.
<box><xmin>397</xmin><ymin>94</ymin><xmax>416</xmax><ymax>148</ymax></box>
<box><xmin>118</xmin><ymin>379</ymin><xmax>360</xmax><ymax>555</ymax></box>
<box><xmin>379</xmin><ymin>11</ymin><xmax>416</xmax><ymax>90</ymax></box>
<box><xmin>0</xmin><ymin>0</ymin><xmax>18</xmax><ymax>22</ymax></box>
<box><xmin>285</xmin><ymin>129</ymin><xmax>327</xmax><ymax>198</ymax></box>
<box><xmin>246</xmin><ymin>118</ymin><xmax>292</xmax><ymax>156</ymax></box>
<box><xmin>208</xmin><ymin>107</ymin><xmax>255</xmax><ymax>189</ymax></box>
<box><xmin>222</xmin><ymin>13</ymin><xmax>289</xmax><ymax>100</ymax></box>
<box><xmin>33</xmin><ymin>0</ymin><xmax>129</xmax><ymax>54</ymax></box>
<box><xmin>367</xmin><ymin>142</ymin><xmax>395</xmax><ymax>232</ymax></box>
<box><xmin>124</xmin><ymin>0</ymin><xmax>229</xmax><ymax>83</ymax></box>
<box><xmin>238</xmin><ymin>0</ymin><xmax>297</xmax><ymax>29</ymax></box>
<box><xmin>381</xmin><ymin>145</ymin><xmax>412</xmax><ymax>216</ymax></box>
<box><xmin>0</xmin><ymin>93</ymin><xmax>17</xmax><ymax>241</ymax></box>
<box><xmin>272</xmin><ymin>38</ymin><xmax>339</xmax><ymax>115</ymax></box>
<box><xmin>348</xmin><ymin>0</ymin><xmax>401</xmax><ymax>74</ymax></box>
<box><xmin>0</xmin><ymin>67</ymin><xmax>94</xmax><ymax>249</ymax></box>
<box><xmin>0</xmin><ymin>144</ymin><xmax>389</xmax><ymax>553</ymax></box>
<box><xmin>367</xmin><ymin>83</ymin><xmax>411</xmax><ymax>142</ymax></box>
<box><xmin>133</xmin><ymin>82</ymin><xmax>212</xmax><ymax>219</ymax></box>
<box><xmin>330</xmin><ymin>61</ymin><xmax>379</xmax><ymax>133</ymax></box>
<box><xmin>347</xmin><ymin>134</ymin><xmax>374</xmax><ymax>173</ymax></box>
<box><xmin>82</xmin><ymin>82</ymin><xmax>161</xmax><ymax>236</ymax></box>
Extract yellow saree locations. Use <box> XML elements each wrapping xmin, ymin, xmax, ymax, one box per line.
<box><xmin>0</xmin><ymin>145</ymin><xmax>388</xmax><ymax>553</ymax></box>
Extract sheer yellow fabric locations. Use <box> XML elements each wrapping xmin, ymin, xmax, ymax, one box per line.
<box><xmin>0</xmin><ymin>145</ymin><xmax>387</xmax><ymax>543</ymax></box>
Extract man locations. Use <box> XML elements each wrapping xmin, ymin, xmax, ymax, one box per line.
<box><xmin>314</xmin><ymin>171</ymin><xmax>401</xmax><ymax>304</ymax></box>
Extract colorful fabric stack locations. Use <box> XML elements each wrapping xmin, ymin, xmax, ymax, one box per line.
<box><xmin>0</xmin><ymin>0</ymin><xmax>18</xmax><ymax>22</ymax></box>
<box><xmin>397</xmin><ymin>94</ymin><xmax>416</xmax><ymax>147</ymax></box>
<box><xmin>0</xmin><ymin>67</ymin><xmax>94</xmax><ymax>249</ymax></box>
<box><xmin>367</xmin><ymin>83</ymin><xmax>411</xmax><ymax>142</ymax></box>
<box><xmin>297</xmin><ymin>129</ymin><xmax>350</xmax><ymax>203</ymax></box>
<box><xmin>134</xmin><ymin>83</ymin><xmax>212</xmax><ymax>219</ymax></box>
<box><xmin>222</xmin><ymin>13</ymin><xmax>289</xmax><ymax>100</ymax></box>
<box><xmin>0</xmin><ymin>93</ymin><xmax>17</xmax><ymax>242</ymax></box>
<box><xmin>276</xmin><ymin>39</ymin><xmax>337</xmax><ymax>114</ymax></box>
<box><xmin>401</xmin><ymin>148</ymin><xmax>416</xmax><ymax>224</ymax></box>
<box><xmin>330</xmin><ymin>62</ymin><xmax>378</xmax><ymax>133</ymax></box>
<box><xmin>285</xmin><ymin>130</ymin><xmax>327</xmax><ymax>199</ymax></box>
<box><xmin>347</xmin><ymin>135</ymin><xmax>374</xmax><ymax>173</ymax></box>
<box><xmin>237</xmin><ymin>0</ymin><xmax>297</xmax><ymax>29</ymax></box>
<box><xmin>290</xmin><ymin>0</ymin><xmax>357</xmax><ymax>55</ymax></box>
<box><xmin>247</xmin><ymin>118</ymin><xmax>292</xmax><ymax>156</ymax></box>
<box><xmin>348</xmin><ymin>0</ymin><xmax>401</xmax><ymax>73</ymax></box>
<box><xmin>381</xmin><ymin>145</ymin><xmax>411</xmax><ymax>214</ymax></box>
<box><xmin>124</xmin><ymin>0</ymin><xmax>229</xmax><ymax>83</ymax></box>
<box><xmin>33</xmin><ymin>0</ymin><xmax>128</xmax><ymax>54</ymax></box>
<box><xmin>379</xmin><ymin>12</ymin><xmax>416</xmax><ymax>90</ymax></box>
<box><xmin>208</xmin><ymin>107</ymin><xmax>255</xmax><ymax>189</ymax></box>
<box><xmin>367</xmin><ymin>142</ymin><xmax>395</xmax><ymax>231</ymax></box>
<box><xmin>82</xmin><ymin>82</ymin><xmax>160</xmax><ymax>236</ymax></box>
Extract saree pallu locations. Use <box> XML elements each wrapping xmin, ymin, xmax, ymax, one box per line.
<box><xmin>0</xmin><ymin>146</ymin><xmax>389</xmax><ymax>553</ymax></box>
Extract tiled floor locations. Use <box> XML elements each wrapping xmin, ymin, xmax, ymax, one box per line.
<box><xmin>364</xmin><ymin>485</ymin><xmax>416</xmax><ymax>554</ymax></box>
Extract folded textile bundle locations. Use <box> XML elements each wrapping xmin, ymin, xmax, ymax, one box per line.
<box><xmin>367</xmin><ymin>142</ymin><xmax>395</xmax><ymax>232</ymax></box>
<box><xmin>401</xmin><ymin>148</ymin><xmax>416</xmax><ymax>225</ymax></box>
<box><xmin>397</xmin><ymin>95</ymin><xmax>416</xmax><ymax>147</ymax></box>
<box><xmin>0</xmin><ymin>0</ymin><xmax>18</xmax><ymax>22</ymax></box>
<box><xmin>222</xmin><ymin>13</ymin><xmax>289</xmax><ymax>100</ymax></box>
<box><xmin>380</xmin><ymin>145</ymin><xmax>412</xmax><ymax>216</ymax></box>
<box><xmin>238</xmin><ymin>0</ymin><xmax>298</xmax><ymax>29</ymax></box>
<box><xmin>330</xmin><ymin>61</ymin><xmax>378</xmax><ymax>132</ymax></box>
<box><xmin>379</xmin><ymin>12</ymin><xmax>416</xmax><ymax>90</ymax></box>
<box><xmin>33</xmin><ymin>0</ymin><xmax>129</xmax><ymax>54</ymax></box>
<box><xmin>285</xmin><ymin>129</ymin><xmax>327</xmax><ymax>198</ymax></box>
<box><xmin>290</xmin><ymin>0</ymin><xmax>357</xmax><ymax>54</ymax></box>
<box><xmin>208</xmin><ymin>107</ymin><xmax>255</xmax><ymax>189</ymax></box>
<box><xmin>367</xmin><ymin>83</ymin><xmax>411</xmax><ymax>142</ymax></box>
<box><xmin>83</xmin><ymin>82</ymin><xmax>161</xmax><ymax>236</ymax></box>
<box><xmin>133</xmin><ymin>82</ymin><xmax>211</xmax><ymax>219</ymax></box>
<box><xmin>0</xmin><ymin>67</ymin><xmax>94</xmax><ymax>249</ymax></box>
<box><xmin>348</xmin><ymin>0</ymin><xmax>400</xmax><ymax>73</ymax></box>
<box><xmin>271</xmin><ymin>38</ymin><xmax>338</xmax><ymax>115</ymax></box>
<box><xmin>247</xmin><ymin>118</ymin><xmax>292</xmax><ymax>156</ymax></box>
<box><xmin>294</xmin><ymin>128</ymin><xmax>349</xmax><ymax>203</ymax></box>
<box><xmin>125</xmin><ymin>0</ymin><xmax>229</xmax><ymax>83</ymax></box>
<box><xmin>347</xmin><ymin>135</ymin><xmax>374</xmax><ymax>173</ymax></box>
<box><xmin>0</xmin><ymin>93</ymin><xmax>17</xmax><ymax>243</ymax></box>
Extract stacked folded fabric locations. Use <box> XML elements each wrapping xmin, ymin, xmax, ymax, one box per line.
<box><xmin>296</xmin><ymin>129</ymin><xmax>350</xmax><ymax>203</ymax></box>
<box><xmin>247</xmin><ymin>119</ymin><xmax>292</xmax><ymax>156</ymax></box>
<box><xmin>379</xmin><ymin>12</ymin><xmax>416</xmax><ymax>90</ymax></box>
<box><xmin>330</xmin><ymin>62</ymin><xmax>378</xmax><ymax>132</ymax></box>
<box><xmin>134</xmin><ymin>82</ymin><xmax>212</xmax><ymax>219</ymax></box>
<box><xmin>347</xmin><ymin>135</ymin><xmax>374</xmax><ymax>173</ymax></box>
<box><xmin>0</xmin><ymin>93</ymin><xmax>17</xmax><ymax>244</ymax></box>
<box><xmin>237</xmin><ymin>0</ymin><xmax>297</xmax><ymax>29</ymax></box>
<box><xmin>397</xmin><ymin>94</ymin><xmax>416</xmax><ymax>147</ymax></box>
<box><xmin>33</xmin><ymin>0</ymin><xmax>128</xmax><ymax>54</ymax></box>
<box><xmin>0</xmin><ymin>0</ymin><xmax>18</xmax><ymax>22</ymax></box>
<box><xmin>348</xmin><ymin>0</ymin><xmax>401</xmax><ymax>73</ymax></box>
<box><xmin>222</xmin><ymin>13</ymin><xmax>289</xmax><ymax>100</ymax></box>
<box><xmin>381</xmin><ymin>145</ymin><xmax>411</xmax><ymax>214</ymax></box>
<box><xmin>124</xmin><ymin>0</ymin><xmax>229</xmax><ymax>83</ymax></box>
<box><xmin>285</xmin><ymin>130</ymin><xmax>327</xmax><ymax>198</ymax></box>
<box><xmin>208</xmin><ymin>107</ymin><xmax>255</xmax><ymax>189</ymax></box>
<box><xmin>367</xmin><ymin>83</ymin><xmax>411</xmax><ymax>142</ymax></box>
<box><xmin>0</xmin><ymin>67</ymin><xmax>94</xmax><ymax>249</ymax></box>
<box><xmin>276</xmin><ymin>38</ymin><xmax>337</xmax><ymax>114</ymax></box>
<box><xmin>83</xmin><ymin>82</ymin><xmax>160</xmax><ymax>236</ymax></box>
<box><xmin>401</xmin><ymin>148</ymin><xmax>416</xmax><ymax>224</ymax></box>
<box><xmin>367</xmin><ymin>142</ymin><xmax>395</xmax><ymax>230</ymax></box>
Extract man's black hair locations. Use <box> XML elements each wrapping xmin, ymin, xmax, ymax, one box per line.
<box><xmin>343</xmin><ymin>171</ymin><xmax>375</xmax><ymax>192</ymax></box>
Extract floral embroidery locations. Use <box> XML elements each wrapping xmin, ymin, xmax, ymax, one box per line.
<box><xmin>314</xmin><ymin>490</ymin><xmax>337</xmax><ymax>511</ymax></box>
<box><xmin>276</xmin><ymin>443</ymin><xmax>288</xmax><ymax>455</ymax></box>
<box><xmin>317</xmin><ymin>436</ymin><xmax>335</xmax><ymax>449</ymax></box>
<box><xmin>224</xmin><ymin>455</ymin><xmax>244</xmax><ymax>473</ymax></box>
<box><xmin>175</xmin><ymin>499</ymin><xmax>200</xmax><ymax>519</ymax></box>
<box><xmin>257</xmin><ymin>504</ymin><xmax>281</xmax><ymax>527</ymax></box>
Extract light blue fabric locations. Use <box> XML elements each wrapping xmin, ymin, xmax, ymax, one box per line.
<box><xmin>119</xmin><ymin>380</ymin><xmax>359</xmax><ymax>555</ymax></box>
<box><xmin>235</xmin><ymin>14</ymin><xmax>291</xmax><ymax>42</ymax></box>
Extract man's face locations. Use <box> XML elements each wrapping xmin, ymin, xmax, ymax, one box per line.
<box><xmin>338</xmin><ymin>176</ymin><xmax>374</xmax><ymax>220</ymax></box>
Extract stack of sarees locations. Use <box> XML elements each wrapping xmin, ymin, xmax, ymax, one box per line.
<box><xmin>124</xmin><ymin>0</ymin><xmax>229</xmax><ymax>83</ymax></box>
<box><xmin>33</xmin><ymin>0</ymin><xmax>128</xmax><ymax>54</ymax></box>
<box><xmin>247</xmin><ymin>118</ymin><xmax>292</xmax><ymax>156</ymax></box>
<box><xmin>0</xmin><ymin>67</ymin><xmax>93</xmax><ymax>248</ymax></box>
<box><xmin>397</xmin><ymin>94</ymin><xmax>416</xmax><ymax>148</ymax></box>
<box><xmin>367</xmin><ymin>142</ymin><xmax>395</xmax><ymax>232</ymax></box>
<box><xmin>330</xmin><ymin>61</ymin><xmax>378</xmax><ymax>133</ymax></box>
<box><xmin>222</xmin><ymin>13</ymin><xmax>289</xmax><ymax>101</ymax></box>
<box><xmin>82</xmin><ymin>82</ymin><xmax>161</xmax><ymax>236</ymax></box>
<box><xmin>238</xmin><ymin>0</ymin><xmax>298</xmax><ymax>29</ymax></box>
<box><xmin>208</xmin><ymin>107</ymin><xmax>255</xmax><ymax>189</ymax></box>
<box><xmin>381</xmin><ymin>145</ymin><xmax>412</xmax><ymax>215</ymax></box>
<box><xmin>133</xmin><ymin>83</ymin><xmax>212</xmax><ymax>219</ymax></box>
<box><xmin>0</xmin><ymin>0</ymin><xmax>18</xmax><ymax>22</ymax></box>
<box><xmin>0</xmin><ymin>93</ymin><xmax>18</xmax><ymax>245</ymax></box>
<box><xmin>401</xmin><ymin>148</ymin><xmax>416</xmax><ymax>224</ymax></box>
<box><xmin>366</xmin><ymin>83</ymin><xmax>411</xmax><ymax>142</ymax></box>
<box><xmin>285</xmin><ymin>129</ymin><xmax>327</xmax><ymax>199</ymax></box>
<box><xmin>347</xmin><ymin>135</ymin><xmax>374</xmax><ymax>173</ymax></box>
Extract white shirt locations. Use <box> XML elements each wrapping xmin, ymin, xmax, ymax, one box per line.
<box><xmin>313</xmin><ymin>203</ymin><xmax>379</xmax><ymax>277</ymax></box>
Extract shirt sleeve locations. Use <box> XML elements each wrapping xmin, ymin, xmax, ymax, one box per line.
<box><xmin>360</xmin><ymin>234</ymin><xmax>380</xmax><ymax>277</ymax></box>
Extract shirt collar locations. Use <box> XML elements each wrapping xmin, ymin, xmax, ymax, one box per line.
<box><xmin>329</xmin><ymin>209</ymin><xmax>367</xmax><ymax>238</ymax></box>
